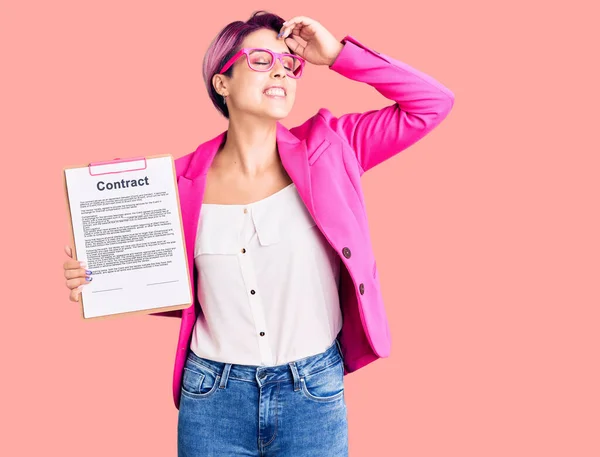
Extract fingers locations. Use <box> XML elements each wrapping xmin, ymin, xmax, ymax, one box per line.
<box><xmin>63</xmin><ymin>259</ymin><xmax>86</xmax><ymax>270</ymax></box>
<box><xmin>64</xmin><ymin>267</ymin><xmax>91</xmax><ymax>280</ymax></box>
<box><xmin>70</xmin><ymin>285</ymin><xmax>84</xmax><ymax>302</ymax></box>
<box><xmin>284</xmin><ymin>36</ymin><xmax>305</xmax><ymax>56</ymax></box>
<box><xmin>66</xmin><ymin>276</ymin><xmax>89</xmax><ymax>290</ymax></box>
<box><xmin>280</xmin><ymin>25</ymin><xmax>310</xmax><ymax>43</ymax></box>
<box><xmin>63</xmin><ymin>243</ymin><xmax>91</xmax><ymax>302</ymax></box>
<box><xmin>64</xmin><ymin>265</ymin><xmax>92</xmax><ymax>291</ymax></box>
<box><xmin>66</xmin><ymin>274</ymin><xmax>91</xmax><ymax>302</ymax></box>
<box><xmin>278</xmin><ymin>24</ymin><xmax>296</xmax><ymax>40</ymax></box>
<box><xmin>289</xmin><ymin>24</ymin><xmax>308</xmax><ymax>39</ymax></box>
<box><xmin>279</xmin><ymin>16</ymin><xmax>317</xmax><ymax>40</ymax></box>
<box><xmin>282</xmin><ymin>16</ymin><xmax>316</xmax><ymax>29</ymax></box>
<box><xmin>66</xmin><ymin>276</ymin><xmax>91</xmax><ymax>290</ymax></box>
<box><xmin>63</xmin><ymin>244</ymin><xmax>86</xmax><ymax>271</ymax></box>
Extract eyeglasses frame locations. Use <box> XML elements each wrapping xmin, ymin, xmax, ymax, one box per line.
<box><xmin>219</xmin><ymin>48</ymin><xmax>306</xmax><ymax>78</ymax></box>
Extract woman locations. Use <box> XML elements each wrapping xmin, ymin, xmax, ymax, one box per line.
<box><xmin>63</xmin><ymin>10</ymin><xmax>454</xmax><ymax>456</ymax></box>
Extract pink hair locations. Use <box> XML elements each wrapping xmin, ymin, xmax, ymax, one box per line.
<box><xmin>202</xmin><ymin>10</ymin><xmax>286</xmax><ymax>119</ymax></box>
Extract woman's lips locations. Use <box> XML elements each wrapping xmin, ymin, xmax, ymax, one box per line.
<box><xmin>264</xmin><ymin>92</ymin><xmax>286</xmax><ymax>99</ymax></box>
<box><xmin>263</xmin><ymin>87</ymin><xmax>286</xmax><ymax>99</ymax></box>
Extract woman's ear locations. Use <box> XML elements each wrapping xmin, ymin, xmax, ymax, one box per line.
<box><xmin>212</xmin><ymin>74</ymin><xmax>228</xmax><ymax>98</ymax></box>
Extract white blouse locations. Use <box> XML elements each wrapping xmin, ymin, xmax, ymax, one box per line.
<box><xmin>190</xmin><ymin>182</ymin><xmax>343</xmax><ymax>366</ymax></box>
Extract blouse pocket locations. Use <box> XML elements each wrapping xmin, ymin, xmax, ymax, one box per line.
<box><xmin>252</xmin><ymin>209</ymin><xmax>280</xmax><ymax>247</ymax></box>
<box><xmin>194</xmin><ymin>208</ymin><xmax>243</xmax><ymax>257</ymax></box>
<box><xmin>251</xmin><ymin>190</ymin><xmax>317</xmax><ymax>247</ymax></box>
<box><xmin>195</xmin><ymin>231</ymin><xmax>241</xmax><ymax>256</ymax></box>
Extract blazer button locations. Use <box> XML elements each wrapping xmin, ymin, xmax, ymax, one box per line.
<box><xmin>342</xmin><ymin>247</ymin><xmax>352</xmax><ymax>259</ymax></box>
<box><xmin>359</xmin><ymin>283</ymin><xmax>365</xmax><ymax>295</ymax></box>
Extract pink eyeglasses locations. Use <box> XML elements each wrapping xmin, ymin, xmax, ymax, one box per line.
<box><xmin>219</xmin><ymin>48</ymin><xmax>306</xmax><ymax>78</ymax></box>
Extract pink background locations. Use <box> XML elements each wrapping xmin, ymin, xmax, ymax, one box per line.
<box><xmin>2</xmin><ymin>0</ymin><xmax>599</xmax><ymax>455</ymax></box>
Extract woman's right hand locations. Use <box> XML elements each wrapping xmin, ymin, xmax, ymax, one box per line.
<box><xmin>63</xmin><ymin>245</ymin><xmax>93</xmax><ymax>302</ymax></box>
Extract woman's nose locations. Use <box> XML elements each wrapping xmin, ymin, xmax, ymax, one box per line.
<box><xmin>271</xmin><ymin>57</ymin><xmax>287</xmax><ymax>76</ymax></box>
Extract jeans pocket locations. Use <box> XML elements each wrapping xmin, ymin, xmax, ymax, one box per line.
<box><xmin>300</xmin><ymin>359</ymin><xmax>345</xmax><ymax>403</ymax></box>
<box><xmin>181</xmin><ymin>361</ymin><xmax>221</xmax><ymax>399</ymax></box>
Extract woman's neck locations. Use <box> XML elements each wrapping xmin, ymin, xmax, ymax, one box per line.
<box><xmin>216</xmin><ymin>118</ymin><xmax>280</xmax><ymax>178</ymax></box>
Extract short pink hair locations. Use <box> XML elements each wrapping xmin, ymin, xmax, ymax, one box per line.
<box><xmin>202</xmin><ymin>10</ymin><xmax>287</xmax><ymax>119</ymax></box>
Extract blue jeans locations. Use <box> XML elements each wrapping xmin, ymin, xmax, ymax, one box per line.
<box><xmin>177</xmin><ymin>339</ymin><xmax>348</xmax><ymax>456</ymax></box>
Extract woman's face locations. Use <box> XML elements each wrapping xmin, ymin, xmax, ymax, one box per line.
<box><xmin>215</xmin><ymin>28</ymin><xmax>298</xmax><ymax>121</ymax></box>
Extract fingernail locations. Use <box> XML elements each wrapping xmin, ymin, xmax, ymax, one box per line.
<box><xmin>85</xmin><ymin>276</ymin><xmax>93</xmax><ymax>282</ymax></box>
<box><xmin>85</xmin><ymin>270</ymin><xmax>92</xmax><ymax>275</ymax></box>
<box><xmin>79</xmin><ymin>261</ymin><xmax>87</xmax><ymax>268</ymax></box>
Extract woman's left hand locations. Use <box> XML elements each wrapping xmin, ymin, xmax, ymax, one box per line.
<box><xmin>278</xmin><ymin>16</ymin><xmax>344</xmax><ymax>67</ymax></box>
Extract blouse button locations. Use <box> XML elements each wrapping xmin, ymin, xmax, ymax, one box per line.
<box><xmin>342</xmin><ymin>247</ymin><xmax>352</xmax><ymax>259</ymax></box>
<box><xmin>243</xmin><ymin>208</ymin><xmax>248</xmax><ymax>214</ymax></box>
<box><xmin>241</xmin><ymin>248</ymin><xmax>246</xmax><ymax>253</ymax></box>
<box><xmin>250</xmin><ymin>289</ymin><xmax>256</xmax><ymax>295</ymax></box>
<box><xmin>260</xmin><ymin>332</ymin><xmax>265</xmax><ymax>336</ymax></box>
<box><xmin>359</xmin><ymin>283</ymin><xmax>365</xmax><ymax>295</ymax></box>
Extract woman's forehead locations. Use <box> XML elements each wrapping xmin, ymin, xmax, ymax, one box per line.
<box><xmin>242</xmin><ymin>30</ymin><xmax>290</xmax><ymax>54</ymax></box>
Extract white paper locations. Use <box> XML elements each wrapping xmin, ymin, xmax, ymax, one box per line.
<box><xmin>64</xmin><ymin>156</ymin><xmax>191</xmax><ymax>318</ymax></box>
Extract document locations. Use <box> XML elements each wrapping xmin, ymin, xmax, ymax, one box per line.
<box><xmin>64</xmin><ymin>155</ymin><xmax>191</xmax><ymax>319</ymax></box>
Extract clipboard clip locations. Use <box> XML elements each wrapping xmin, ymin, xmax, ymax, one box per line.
<box><xmin>88</xmin><ymin>156</ymin><xmax>147</xmax><ymax>176</ymax></box>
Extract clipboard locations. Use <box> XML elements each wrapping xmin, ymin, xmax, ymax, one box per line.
<box><xmin>63</xmin><ymin>154</ymin><xmax>192</xmax><ymax>320</ymax></box>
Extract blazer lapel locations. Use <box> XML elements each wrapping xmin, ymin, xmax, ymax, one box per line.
<box><xmin>177</xmin><ymin>131</ymin><xmax>225</xmax><ymax>315</ymax></box>
<box><xmin>275</xmin><ymin>122</ymin><xmax>315</xmax><ymax>218</ymax></box>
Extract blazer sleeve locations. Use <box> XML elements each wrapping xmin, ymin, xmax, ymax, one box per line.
<box><xmin>321</xmin><ymin>35</ymin><xmax>455</xmax><ymax>174</ymax></box>
<box><xmin>148</xmin><ymin>153</ymin><xmax>194</xmax><ymax>318</ymax></box>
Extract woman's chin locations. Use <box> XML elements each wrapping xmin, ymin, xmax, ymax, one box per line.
<box><xmin>235</xmin><ymin>104</ymin><xmax>293</xmax><ymax>120</ymax></box>
<box><xmin>262</xmin><ymin>107</ymin><xmax>292</xmax><ymax>120</ymax></box>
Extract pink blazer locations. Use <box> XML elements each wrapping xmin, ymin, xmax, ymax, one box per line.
<box><xmin>152</xmin><ymin>35</ymin><xmax>455</xmax><ymax>409</ymax></box>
